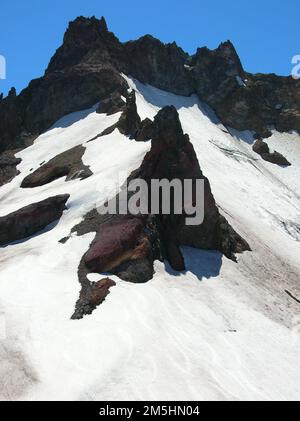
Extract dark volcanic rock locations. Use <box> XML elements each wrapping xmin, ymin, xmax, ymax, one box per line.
<box><xmin>262</xmin><ymin>151</ymin><xmax>291</xmax><ymax>166</ymax></box>
<box><xmin>21</xmin><ymin>145</ymin><xmax>92</xmax><ymax>188</ymax></box>
<box><xmin>95</xmin><ymin>90</ymin><xmax>145</xmax><ymax>140</ymax></box>
<box><xmin>96</xmin><ymin>90</ymin><xmax>125</xmax><ymax>115</ymax></box>
<box><xmin>1</xmin><ymin>16</ymin><xmax>299</xmax><ymax>154</ymax></box>
<box><xmin>0</xmin><ymin>194</ymin><xmax>70</xmax><ymax>246</ymax></box>
<box><xmin>72</xmin><ymin>277</ymin><xmax>116</xmax><ymax>320</ymax></box>
<box><xmin>117</xmin><ymin>91</ymin><xmax>141</xmax><ymax>138</ymax></box>
<box><xmin>125</xmin><ymin>35</ymin><xmax>193</xmax><ymax>96</ymax></box>
<box><xmin>0</xmin><ymin>150</ymin><xmax>21</xmax><ymax>187</ymax></box>
<box><xmin>252</xmin><ymin>139</ymin><xmax>291</xmax><ymax>166</ymax></box>
<box><xmin>252</xmin><ymin>139</ymin><xmax>270</xmax><ymax>155</ymax></box>
<box><xmin>135</xmin><ymin>118</ymin><xmax>154</xmax><ymax>141</ymax></box>
<box><xmin>68</xmin><ymin>106</ymin><xmax>250</xmax><ymax>318</ymax></box>
<box><xmin>135</xmin><ymin>106</ymin><xmax>250</xmax><ymax>261</ymax></box>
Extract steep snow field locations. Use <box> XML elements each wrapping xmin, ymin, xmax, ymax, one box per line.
<box><xmin>0</xmin><ymin>76</ymin><xmax>299</xmax><ymax>401</ymax></box>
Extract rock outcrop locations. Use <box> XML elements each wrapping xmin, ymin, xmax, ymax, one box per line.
<box><xmin>133</xmin><ymin>106</ymin><xmax>250</xmax><ymax>261</ymax></box>
<box><xmin>117</xmin><ymin>91</ymin><xmax>141</xmax><ymax>137</ymax></box>
<box><xmin>0</xmin><ymin>194</ymin><xmax>69</xmax><ymax>246</ymax></box>
<box><xmin>72</xmin><ymin>277</ymin><xmax>116</xmax><ymax>319</ymax></box>
<box><xmin>135</xmin><ymin>118</ymin><xmax>154</xmax><ymax>142</ymax></box>
<box><xmin>96</xmin><ymin>90</ymin><xmax>148</xmax><ymax>141</ymax></box>
<box><xmin>96</xmin><ymin>90</ymin><xmax>125</xmax><ymax>115</ymax></box>
<box><xmin>66</xmin><ymin>107</ymin><xmax>250</xmax><ymax>318</ymax></box>
<box><xmin>0</xmin><ymin>150</ymin><xmax>21</xmax><ymax>187</ymax></box>
<box><xmin>21</xmin><ymin>145</ymin><xmax>92</xmax><ymax>188</ymax></box>
<box><xmin>1</xmin><ymin>16</ymin><xmax>299</xmax><ymax>153</ymax></box>
<box><xmin>252</xmin><ymin>139</ymin><xmax>291</xmax><ymax>166</ymax></box>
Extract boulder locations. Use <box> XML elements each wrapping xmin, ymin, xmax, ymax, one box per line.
<box><xmin>72</xmin><ymin>277</ymin><xmax>116</xmax><ymax>319</ymax></box>
<box><xmin>0</xmin><ymin>194</ymin><xmax>69</xmax><ymax>246</ymax></box>
<box><xmin>1</xmin><ymin>16</ymin><xmax>299</xmax><ymax>153</ymax></box>
<box><xmin>21</xmin><ymin>145</ymin><xmax>92</xmax><ymax>188</ymax></box>
<box><xmin>252</xmin><ymin>140</ymin><xmax>291</xmax><ymax>166</ymax></box>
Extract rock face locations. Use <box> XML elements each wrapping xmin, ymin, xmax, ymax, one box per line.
<box><xmin>96</xmin><ymin>90</ymin><xmax>125</xmax><ymax>115</ymax></box>
<box><xmin>252</xmin><ymin>139</ymin><xmax>291</xmax><ymax>166</ymax></box>
<box><xmin>125</xmin><ymin>35</ymin><xmax>193</xmax><ymax>96</ymax></box>
<box><xmin>67</xmin><ymin>106</ymin><xmax>250</xmax><ymax>318</ymax></box>
<box><xmin>0</xmin><ymin>150</ymin><xmax>21</xmax><ymax>187</ymax></box>
<box><xmin>21</xmin><ymin>145</ymin><xmax>92</xmax><ymax>188</ymax></box>
<box><xmin>135</xmin><ymin>118</ymin><xmax>154</xmax><ymax>142</ymax></box>
<box><xmin>96</xmin><ymin>91</ymin><xmax>150</xmax><ymax>141</ymax></box>
<box><xmin>1</xmin><ymin>16</ymin><xmax>299</xmax><ymax>153</ymax></box>
<box><xmin>134</xmin><ymin>106</ymin><xmax>250</xmax><ymax>261</ymax></box>
<box><xmin>117</xmin><ymin>91</ymin><xmax>141</xmax><ymax>137</ymax></box>
<box><xmin>0</xmin><ymin>194</ymin><xmax>69</xmax><ymax>246</ymax></box>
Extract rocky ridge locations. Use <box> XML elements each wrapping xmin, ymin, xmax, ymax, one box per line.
<box><xmin>69</xmin><ymin>106</ymin><xmax>250</xmax><ymax>318</ymax></box>
<box><xmin>1</xmin><ymin>16</ymin><xmax>299</xmax><ymax>154</ymax></box>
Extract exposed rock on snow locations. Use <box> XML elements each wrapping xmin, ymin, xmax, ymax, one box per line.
<box><xmin>21</xmin><ymin>145</ymin><xmax>92</xmax><ymax>188</ymax></box>
<box><xmin>0</xmin><ymin>76</ymin><xmax>299</xmax><ymax>401</ymax></box>
<box><xmin>72</xmin><ymin>277</ymin><xmax>116</xmax><ymax>319</ymax></box>
<box><xmin>253</xmin><ymin>139</ymin><xmax>291</xmax><ymax>166</ymax></box>
<box><xmin>68</xmin><ymin>106</ymin><xmax>249</xmax><ymax>317</ymax></box>
<box><xmin>0</xmin><ymin>194</ymin><xmax>69</xmax><ymax>246</ymax></box>
<box><xmin>0</xmin><ymin>16</ymin><xmax>299</xmax><ymax>401</ymax></box>
<box><xmin>117</xmin><ymin>90</ymin><xmax>141</xmax><ymax>138</ymax></box>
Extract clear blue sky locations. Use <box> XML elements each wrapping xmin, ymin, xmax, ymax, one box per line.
<box><xmin>0</xmin><ymin>0</ymin><xmax>299</xmax><ymax>96</ymax></box>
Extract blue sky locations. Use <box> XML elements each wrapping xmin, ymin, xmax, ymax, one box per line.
<box><xmin>0</xmin><ymin>0</ymin><xmax>299</xmax><ymax>96</ymax></box>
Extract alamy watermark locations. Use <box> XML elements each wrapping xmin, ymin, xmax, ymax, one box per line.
<box><xmin>0</xmin><ymin>55</ymin><xmax>6</xmax><ymax>80</ymax></box>
<box><xmin>292</xmin><ymin>55</ymin><xmax>300</xmax><ymax>80</ymax></box>
<box><xmin>96</xmin><ymin>172</ymin><xmax>205</xmax><ymax>226</ymax></box>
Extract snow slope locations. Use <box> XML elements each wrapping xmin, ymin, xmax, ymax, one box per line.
<box><xmin>0</xmin><ymin>76</ymin><xmax>299</xmax><ymax>401</ymax></box>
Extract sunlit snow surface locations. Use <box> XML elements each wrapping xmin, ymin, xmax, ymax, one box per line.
<box><xmin>0</xmin><ymin>76</ymin><xmax>299</xmax><ymax>401</ymax></box>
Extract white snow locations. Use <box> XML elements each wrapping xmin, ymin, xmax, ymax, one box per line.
<box><xmin>0</xmin><ymin>75</ymin><xmax>299</xmax><ymax>401</ymax></box>
<box><xmin>236</xmin><ymin>76</ymin><xmax>246</xmax><ymax>87</ymax></box>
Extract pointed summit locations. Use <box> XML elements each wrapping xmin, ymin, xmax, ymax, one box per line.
<box><xmin>99</xmin><ymin>16</ymin><xmax>108</xmax><ymax>32</ymax></box>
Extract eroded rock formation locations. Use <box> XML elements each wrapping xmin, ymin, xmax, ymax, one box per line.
<box><xmin>1</xmin><ymin>16</ymin><xmax>299</xmax><ymax>153</ymax></box>
<box><xmin>252</xmin><ymin>139</ymin><xmax>291</xmax><ymax>166</ymax></box>
<box><xmin>21</xmin><ymin>145</ymin><xmax>92</xmax><ymax>188</ymax></box>
<box><xmin>67</xmin><ymin>107</ymin><xmax>250</xmax><ymax>318</ymax></box>
<box><xmin>0</xmin><ymin>194</ymin><xmax>69</xmax><ymax>246</ymax></box>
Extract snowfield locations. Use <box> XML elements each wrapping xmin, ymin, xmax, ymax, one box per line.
<box><xmin>0</xmin><ymin>76</ymin><xmax>299</xmax><ymax>401</ymax></box>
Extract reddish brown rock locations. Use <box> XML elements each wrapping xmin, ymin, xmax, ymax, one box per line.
<box><xmin>72</xmin><ymin>277</ymin><xmax>116</xmax><ymax>320</ymax></box>
<box><xmin>0</xmin><ymin>194</ymin><xmax>69</xmax><ymax>246</ymax></box>
<box><xmin>70</xmin><ymin>106</ymin><xmax>249</xmax><ymax>301</ymax></box>
<box><xmin>84</xmin><ymin>216</ymin><xmax>149</xmax><ymax>273</ymax></box>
